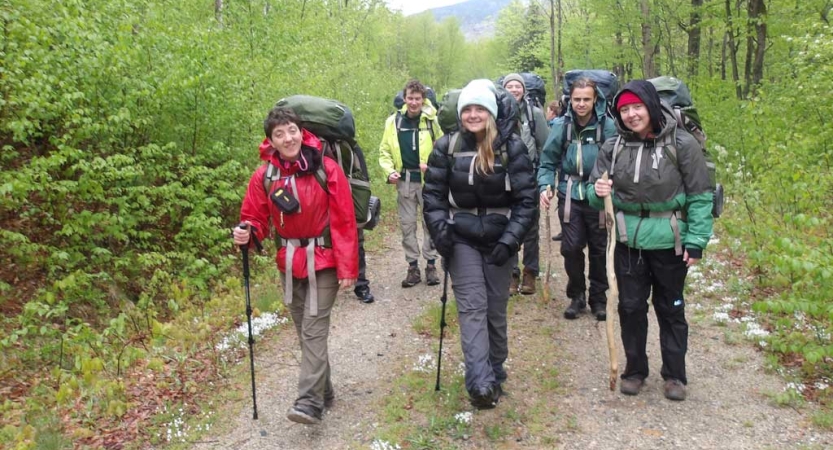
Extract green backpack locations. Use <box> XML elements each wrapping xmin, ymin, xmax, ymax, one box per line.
<box><xmin>268</xmin><ymin>95</ymin><xmax>380</xmax><ymax>230</ymax></box>
<box><xmin>437</xmin><ymin>88</ymin><xmax>462</xmax><ymax>134</ymax></box>
<box><xmin>648</xmin><ymin>76</ymin><xmax>723</xmax><ymax>218</ymax></box>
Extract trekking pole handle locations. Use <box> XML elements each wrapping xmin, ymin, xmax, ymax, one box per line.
<box><xmin>237</xmin><ymin>223</ymin><xmax>263</xmax><ymax>253</ymax></box>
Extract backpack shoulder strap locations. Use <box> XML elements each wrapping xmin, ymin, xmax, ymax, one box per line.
<box><xmin>610</xmin><ymin>135</ymin><xmax>623</xmax><ymax>178</ymax></box>
<box><xmin>395</xmin><ymin>111</ymin><xmax>402</xmax><ymax>133</ymax></box>
<box><xmin>263</xmin><ymin>162</ymin><xmax>279</xmax><ymax>195</ymax></box>
<box><xmin>562</xmin><ymin>115</ymin><xmax>573</xmax><ymax>153</ymax></box>
<box><xmin>448</xmin><ymin>132</ymin><xmax>460</xmax><ymax>156</ymax></box>
<box><xmin>313</xmin><ymin>166</ymin><xmax>329</xmax><ymax>194</ymax></box>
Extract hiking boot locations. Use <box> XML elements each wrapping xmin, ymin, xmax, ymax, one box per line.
<box><xmin>425</xmin><ymin>264</ymin><xmax>440</xmax><ymax>286</ymax></box>
<box><xmin>509</xmin><ymin>272</ymin><xmax>520</xmax><ymax>295</ymax></box>
<box><xmin>552</xmin><ymin>232</ymin><xmax>563</xmax><ymax>241</ymax></box>
<box><xmin>620</xmin><ymin>377</ymin><xmax>644</xmax><ymax>396</ymax></box>
<box><xmin>286</xmin><ymin>404</ymin><xmax>322</xmax><ymax>424</ymax></box>
<box><xmin>520</xmin><ymin>270</ymin><xmax>536</xmax><ymax>295</ymax></box>
<box><xmin>324</xmin><ymin>392</ymin><xmax>335</xmax><ymax>409</ymax></box>
<box><xmin>563</xmin><ymin>294</ymin><xmax>586</xmax><ymax>320</ymax></box>
<box><xmin>401</xmin><ymin>265</ymin><xmax>421</xmax><ymax>288</ymax></box>
<box><xmin>354</xmin><ymin>286</ymin><xmax>374</xmax><ymax>304</ymax></box>
<box><xmin>469</xmin><ymin>385</ymin><xmax>499</xmax><ymax>410</ymax></box>
<box><xmin>664</xmin><ymin>379</ymin><xmax>686</xmax><ymax>401</ymax></box>
<box><xmin>590</xmin><ymin>303</ymin><xmax>607</xmax><ymax>321</ymax></box>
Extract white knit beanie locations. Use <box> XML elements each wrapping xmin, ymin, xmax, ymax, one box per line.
<box><xmin>457</xmin><ymin>79</ymin><xmax>498</xmax><ymax>118</ymax></box>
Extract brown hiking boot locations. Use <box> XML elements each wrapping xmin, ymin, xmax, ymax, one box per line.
<box><xmin>509</xmin><ymin>272</ymin><xmax>520</xmax><ymax>295</ymax></box>
<box><xmin>620</xmin><ymin>377</ymin><xmax>644</xmax><ymax>396</ymax></box>
<box><xmin>664</xmin><ymin>379</ymin><xmax>686</xmax><ymax>401</ymax></box>
<box><xmin>401</xmin><ymin>265</ymin><xmax>421</xmax><ymax>288</ymax></box>
<box><xmin>425</xmin><ymin>264</ymin><xmax>440</xmax><ymax>286</ymax></box>
<box><xmin>520</xmin><ymin>270</ymin><xmax>536</xmax><ymax>295</ymax></box>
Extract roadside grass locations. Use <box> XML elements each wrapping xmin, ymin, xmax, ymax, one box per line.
<box><xmin>371</xmin><ymin>293</ymin><xmax>567</xmax><ymax>448</ymax></box>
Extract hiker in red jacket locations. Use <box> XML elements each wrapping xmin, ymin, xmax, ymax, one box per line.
<box><xmin>233</xmin><ymin>106</ymin><xmax>358</xmax><ymax>425</ymax></box>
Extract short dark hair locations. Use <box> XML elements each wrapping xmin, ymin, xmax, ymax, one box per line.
<box><xmin>264</xmin><ymin>106</ymin><xmax>301</xmax><ymax>137</ymax></box>
<box><xmin>569</xmin><ymin>77</ymin><xmax>598</xmax><ymax>95</ymax></box>
<box><xmin>403</xmin><ymin>79</ymin><xmax>425</xmax><ymax>98</ymax></box>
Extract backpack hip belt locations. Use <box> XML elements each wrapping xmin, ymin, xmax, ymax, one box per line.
<box><xmin>282</xmin><ymin>236</ymin><xmax>327</xmax><ymax>317</ymax></box>
<box><xmin>449</xmin><ymin>205</ymin><xmax>512</xmax><ymax>219</ymax></box>
<box><xmin>616</xmin><ymin>210</ymin><xmax>684</xmax><ymax>256</ymax></box>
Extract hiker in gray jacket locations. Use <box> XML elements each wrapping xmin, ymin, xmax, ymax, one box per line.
<box><xmin>502</xmin><ymin>73</ymin><xmax>549</xmax><ymax>296</ymax></box>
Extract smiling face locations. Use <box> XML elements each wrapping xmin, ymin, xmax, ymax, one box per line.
<box><xmin>570</xmin><ymin>86</ymin><xmax>596</xmax><ymax>121</ymax></box>
<box><xmin>461</xmin><ymin>104</ymin><xmax>491</xmax><ymax>138</ymax></box>
<box><xmin>405</xmin><ymin>88</ymin><xmax>424</xmax><ymax>117</ymax></box>
<box><xmin>268</xmin><ymin>122</ymin><xmax>303</xmax><ymax>161</ymax></box>
<box><xmin>618</xmin><ymin>102</ymin><xmax>651</xmax><ymax>138</ymax></box>
<box><xmin>504</xmin><ymin>80</ymin><xmax>525</xmax><ymax>103</ymax></box>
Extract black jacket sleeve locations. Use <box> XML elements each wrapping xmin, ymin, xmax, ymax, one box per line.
<box><xmin>499</xmin><ymin>135</ymin><xmax>537</xmax><ymax>251</ymax></box>
<box><xmin>422</xmin><ymin>135</ymin><xmax>453</xmax><ymax>255</ymax></box>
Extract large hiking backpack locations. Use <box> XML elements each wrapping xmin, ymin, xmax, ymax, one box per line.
<box><xmin>271</xmin><ymin>95</ymin><xmax>381</xmax><ymax>229</ymax></box>
<box><xmin>436</xmin><ymin>88</ymin><xmax>462</xmax><ymax>134</ymax></box>
<box><xmin>648</xmin><ymin>76</ymin><xmax>722</xmax><ymax>218</ymax></box>
<box><xmin>497</xmin><ymin>72</ymin><xmax>547</xmax><ymax>107</ymax></box>
<box><xmin>563</xmin><ymin>69</ymin><xmax>619</xmax><ymax>116</ymax></box>
<box><xmin>392</xmin><ymin>86</ymin><xmax>439</xmax><ymax>110</ymax></box>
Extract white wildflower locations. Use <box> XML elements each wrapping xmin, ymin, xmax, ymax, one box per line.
<box><xmin>371</xmin><ymin>439</ymin><xmax>402</xmax><ymax>450</ymax></box>
<box><xmin>412</xmin><ymin>354</ymin><xmax>434</xmax><ymax>373</ymax></box>
<box><xmin>455</xmin><ymin>411</ymin><xmax>473</xmax><ymax>424</ymax></box>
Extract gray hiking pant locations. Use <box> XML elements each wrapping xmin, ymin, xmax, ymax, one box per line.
<box><xmin>449</xmin><ymin>242</ymin><xmax>516</xmax><ymax>393</ymax></box>
<box><xmin>283</xmin><ymin>268</ymin><xmax>338</xmax><ymax>411</ymax></box>
<box><xmin>397</xmin><ymin>175</ymin><xmax>438</xmax><ymax>264</ymax></box>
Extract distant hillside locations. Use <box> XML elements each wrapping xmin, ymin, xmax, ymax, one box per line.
<box><xmin>429</xmin><ymin>0</ymin><xmax>513</xmax><ymax>40</ymax></box>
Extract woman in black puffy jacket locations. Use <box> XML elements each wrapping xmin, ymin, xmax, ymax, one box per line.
<box><xmin>423</xmin><ymin>79</ymin><xmax>536</xmax><ymax>409</ymax></box>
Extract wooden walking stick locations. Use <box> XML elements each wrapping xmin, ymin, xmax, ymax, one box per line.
<box><xmin>541</xmin><ymin>185</ymin><xmax>553</xmax><ymax>302</ymax></box>
<box><xmin>601</xmin><ymin>172</ymin><xmax>619</xmax><ymax>391</ymax></box>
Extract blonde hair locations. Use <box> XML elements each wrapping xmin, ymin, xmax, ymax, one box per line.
<box><xmin>474</xmin><ymin>115</ymin><xmax>498</xmax><ymax>175</ymax></box>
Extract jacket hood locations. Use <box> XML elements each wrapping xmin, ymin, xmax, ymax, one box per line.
<box><xmin>398</xmin><ymin>98</ymin><xmax>438</xmax><ymax>120</ymax></box>
<box><xmin>611</xmin><ymin>80</ymin><xmax>665</xmax><ymax>139</ymax></box>
<box><xmin>258</xmin><ymin>128</ymin><xmax>323</xmax><ymax>176</ymax></box>
<box><xmin>567</xmin><ymin>85</ymin><xmax>609</xmax><ymax>122</ymax></box>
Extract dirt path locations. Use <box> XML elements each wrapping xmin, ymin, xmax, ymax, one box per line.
<box><xmin>194</xmin><ymin>219</ymin><xmax>833</xmax><ymax>450</ymax></box>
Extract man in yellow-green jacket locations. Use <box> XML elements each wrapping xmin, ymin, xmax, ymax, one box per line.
<box><xmin>379</xmin><ymin>79</ymin><xmax>443</xmax><ymax>288</ymax></box>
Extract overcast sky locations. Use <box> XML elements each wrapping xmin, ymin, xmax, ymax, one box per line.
<box><xmin>384</xmin><ymin>0</ymin><xmax>466</xmax><ymax>16</ymax></box>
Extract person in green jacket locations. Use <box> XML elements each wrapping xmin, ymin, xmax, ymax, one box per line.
<box><xmin>379</xmin><ymin>79</ymin><xmax>444</xmax><ymax>288</ymax></box>
<box><xmin>588</xmin><ymin>80</ymin><xmax>713</xmax><ymax>402</ymax></box>
<box><xmin>539</xmin><ymin>78</ymin><xmax>617</xmax><ymax>321</ymax></box>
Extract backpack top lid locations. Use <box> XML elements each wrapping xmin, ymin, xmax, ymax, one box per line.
<box><xmin>563</xmin><ymin>70</ymin><xmax>619</xmax><ymax>104</ymax></box>
<box><xmin>392</xmin><ymin>86</ymin><xmax>439</xmax><ymax>110</ymax></box>
<box><xmin>647</xmin><ymin>76</ymin><xmax>703</xmax><ymax>132</ymax></box>
<box><xmin>275</xmin><ymin>95</ymin><xmax>356</xmax><ymax>144</ymax></box>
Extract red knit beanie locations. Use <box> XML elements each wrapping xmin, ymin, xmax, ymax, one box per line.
<box><xmin>616</xmin><ymin>91</ymin><xmax>644</xmax><ymax>110</ymax></box>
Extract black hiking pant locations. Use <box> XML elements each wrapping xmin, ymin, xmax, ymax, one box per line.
<box><xmin>615</xmin><ymin>243</ymin><xmax>689</xmax><ymax>384</ymax></box>
<box><xmin>557</xmin><ymin>194</ymin><xmax>608</xmax><ymax>306</ymax></box>
<box><xmin>512</xmin><ymin>207</ymin><xmax>540</xmax><ymax>276</ymax></box>
<box><xmin>354</xmin><ymin>229</ymin><xmax>370</xmax><ymax>295</ymax></box>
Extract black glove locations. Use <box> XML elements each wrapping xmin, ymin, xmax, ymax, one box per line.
<box><xmin>486</xmin><ymin>243</ymin><xmax>511</xmax><ymax>266</ymax></box>
<box><xmin>434</xmin><ymin>226</ymin><xmax>454</xmax><ymax>259</ymax></box>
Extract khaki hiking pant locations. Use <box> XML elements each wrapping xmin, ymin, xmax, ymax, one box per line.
<box><xmin>282</xmin><ymin>268</ymin><xmax>338</xmax><ymax>412</ymax></box>
<box><xmin>396</xmin><ymin>175</ymin><xmax>438</xmax><ymax>264</ymax></box>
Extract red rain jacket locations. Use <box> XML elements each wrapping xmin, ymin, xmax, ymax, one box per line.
<box><xmin>240</xmin><ymin>129</ymin><xmax>358</xmax><ymax>280</ymax></box>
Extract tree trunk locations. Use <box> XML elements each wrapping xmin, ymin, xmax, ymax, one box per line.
<box><xmin>743</xmin><ymin>0</ymin><xmax>767</xmax><ymax>96</ymax></box>
<box><xmin>640</xmin><ymin>0</ymin><xmax>657</xmax><ymax>78</ymax></box>
<box><xmin>215</xmin><ymin>0</ymin><xmax>223</xmax><ymax>25</ymax></box>
<box><xmin>687</xmin><ymin>0</ymin><xmax>703</xmax><ymax>77</ymax></box>
<box><xmin>557</xmin><ymin>0</ymin><xmax>564</xmax><ymax>88</ymax></box>
<box><xmin>725</xmin><ymin>0</ymin><xmax>742</xmax><ymax>99</ymax></box>
<box><xmin>549</xmin><ymin>0</ymin><xmax>558</xmax><ymax>94</ymax></box>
